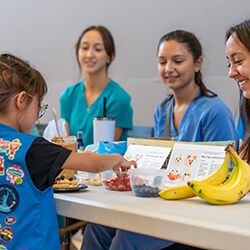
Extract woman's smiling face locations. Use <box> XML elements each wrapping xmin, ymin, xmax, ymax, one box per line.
<box><xmin>226</xmin><ymin>33</ymin><xmax>250</xmax><ymax>98</ymax></box>
<box><xmin>78</xmin><ymin>30</ymin><xmax>110</xmax><ymax>75</ymax></box>
<box><xmin>157</xmin><ymin>40</ymin><xmax>201</xmax><ymax>91</ymax></box>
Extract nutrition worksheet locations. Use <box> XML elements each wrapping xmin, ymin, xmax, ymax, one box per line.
<box><xmin>165</xmin><ymin>143</ymin><xmax>230</xmax><ymax>187</ymax></box>
<box><xmin>123</xmin><ymin>144</ymin><xmax>172</xmax><ymax>169</ymax></box>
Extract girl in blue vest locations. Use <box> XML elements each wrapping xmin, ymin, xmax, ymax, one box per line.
<box><xmin>0</xmin><ymin>53</ymin><xmax>136</xmax><ymax>250</ymax></box>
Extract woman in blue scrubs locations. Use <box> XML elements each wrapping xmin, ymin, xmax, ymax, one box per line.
<box><xmin>225</xmin><ymin>19</ymin><xmax>250</xmax><ymax>162</ymax></box>
<box><xmin>154</xmin><ymin>30</ymin><xmax>236</xmax><ymax>143</ymax></box>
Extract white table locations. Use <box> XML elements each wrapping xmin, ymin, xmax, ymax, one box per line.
<box><xmin>54</xmin><ymin>186</ymin><xmax>250</xmax><ymax>250</ymax></box>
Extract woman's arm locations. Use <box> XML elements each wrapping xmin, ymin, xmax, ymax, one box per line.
<box><xmin>115</xmin><ymin>127</ymin><xmax>124</xmax><ymax>141</ymax></box>
<box><xmin>64</xmin><ymin>121</ymin><xmax>71</xmax><ymax>136</ymax></box>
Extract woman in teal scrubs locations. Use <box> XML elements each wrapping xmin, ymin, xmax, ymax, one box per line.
<box><xmin>60</xmin><ymin>25</ymin><xmax>133</xmax><ymax>147</ymax></box>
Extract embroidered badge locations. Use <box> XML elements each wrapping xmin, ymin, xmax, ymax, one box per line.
<box><xmin>6</xmin><ymin>165</ymin><xmax>24</xmax><ymax>185</ymax></box>
<box><xmin>0</xmin><ymin>245</ymin><xmax>8</xmax><ymax>250</ymax></box>
<box><xmin>0</xmin><ymin>184</ymin><xmax>19</xmax><ymax>214</ymax></box>
<box><xmin>0</xmin><ymin>224</ymin><xmax>13</xmax><ymax>242</ymax></box>
<box><xmin>4</xmin><ymin>216</ymin><xmax>16</xmax><ymax>226</ymax></box>
<box><xmin>0</xmin><ymin>157</ymin><xmax>4</xmax><ymax>176</ymax></box>
<box><xmin>0</xmin><ymin>138</ymin><xmax>22</xmax><ymax>160</ymax></box>
<box><xmin>0</xmin><ymin>139</ymin><xmax>10</xmax><ymax>154</ymax></box>
<box><xmin>7</xmin><ymin>139</ymin><xmax>21</xmax><ymax>160</ymax></box>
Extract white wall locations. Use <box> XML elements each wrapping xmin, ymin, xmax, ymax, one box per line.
<box><xmin>1</xmin><ymin>0</ymin><xmax>249</xmax><ymax>126</ymax></box>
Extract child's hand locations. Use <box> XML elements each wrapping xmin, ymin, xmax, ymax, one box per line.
<box><xmin>112</xmin><ymin>156</ymin><xmax>137</xmax><ymax>173</ymax></box>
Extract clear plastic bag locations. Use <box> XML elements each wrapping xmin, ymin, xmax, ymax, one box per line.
<box><xmin>43</xmin><ymin>118</ymin><xmax>67</xmax><ymax>141</ymax></box>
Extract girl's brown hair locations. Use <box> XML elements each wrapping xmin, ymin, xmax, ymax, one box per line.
<box><xmin>0</xmin><ymin>53</ymin><xmax>47</xmax><ymax>113</ymax></box>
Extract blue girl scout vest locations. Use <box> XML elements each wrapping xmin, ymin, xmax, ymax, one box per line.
<box><xmin>0</xmin><ymin>124</ymin><xmax>60</xmax><ymax>250</ymax></box>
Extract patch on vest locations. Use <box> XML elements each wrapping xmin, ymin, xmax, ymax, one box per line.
<box><xmin>4</xmin><ymin>216</ymin><xmax>16</xmax><ymax>226</ymax></box>
<box><xmin>0</xmin><ymin>225</ymin><xmax>13</xmax><ymax>243</ymax></box>
<box><xmin>0</xmin><ymin>184</ymin><xmax>19</xmax><ymax>214</ymax></box>
<box><xmin>5</xmin><ymin>165</ymin><xmax>24</xmax><ymax>185</ymax></box>
<box><xmin>0</xmin><ymin>244</ymin><xmax>9</xmax><ymax>250</ymax></box>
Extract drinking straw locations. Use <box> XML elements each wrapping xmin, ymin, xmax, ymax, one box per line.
<box><xmin>52</xmin><ymin>108</ymin><xmax>61</xmax><ymax>136</ymax></box>
<box><xmin>103</xmin><ymin>97</ymin><xmax>106</xmax><ymax>117</ymax></box>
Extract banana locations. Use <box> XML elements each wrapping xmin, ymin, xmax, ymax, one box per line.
<box><xmin>187</xmin><ymin>144</ymin><xmax>250</xmax><ymax>205</ymax></box>
<box><xmin>217</xmin><ymin>155</ymin><xmax>238</xmax><ymax>189</ymax></box>
<box><xmin>159</xmin><ymin>152</ymin><xmax>230</xmax><ymax>200</ymax></box>
<box><xmin>159</xmin><ymin>184</ymin><xmax>195</xmax><ymax>200</ymax></box>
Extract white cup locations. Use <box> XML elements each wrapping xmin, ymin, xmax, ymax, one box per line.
<box><xmin>93</xmin><ymin>117</ymin><xmax>116</xmax><ymax>144</ymax></box>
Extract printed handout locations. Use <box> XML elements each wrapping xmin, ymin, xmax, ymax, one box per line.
<box><xmin>165</xmin><ymin>143</ymin><xmax>228</xmax><ymax>187</ymax></box>
<box><xmin>123</xmin><ymin>144</ymin><xmax>172</xmax><ymax>169</ymax></box>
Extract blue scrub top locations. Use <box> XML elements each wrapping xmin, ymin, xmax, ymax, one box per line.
<box><xmin>154</xmin><ymin>89</ymin><xmax>237</xmax><ymax>142</ymax></box>
<box><xmin>60</xmin><ymin>80</ymin><xmax>133</xmax><ymax>147</ymax></box>
<box><xmin>236</xmin><ymin>115</ymin><xmax>247</xmax><ymax>141</ymax></box>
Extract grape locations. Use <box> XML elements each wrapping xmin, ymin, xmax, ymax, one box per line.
<box><xmin>132</xmin><ymin>184</ymin><xmax>160</xmax><ymax>197</ymax></box>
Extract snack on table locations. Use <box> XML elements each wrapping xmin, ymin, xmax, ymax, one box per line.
<box><xmin>51</xmin><ymin>136</ymin><xmax>77</xmax><ymax>152</ymax></box>
<box><xmin>75</xmin><ymin>172</ymin><xmax>102</xmax><ymax>186</ymax></box>
<box><xmin>132</xmin><ymin>184</ymin><xmax>161</xmax><ymax>197</ymax></box>
<box><xmin>79</xmin><ymin>172</ymin><xmax>90</xmax><ymax>184</ymax></box>
<box><xmin>101</xmin><ymin>170</ymin><xmax>131</xmax><ymax>191</ymax></box>
<box><xmin>128</xmin><ymin>168</ymin><xmax>167</xmax><ymax>197</ymax></box>
<box><xmin>52</xmin><ymin>136</ymin><xmax>77</xmax><ymax>179</ymax></box>
<box><xmin>53</xmin><ymin>175</ymin><xmax>79</xmax><ymax>188</ymax></box>
<box><xmin>90</xmin><ymin>174</ymin><xmax>102</xmax><ymax>186</ymax></box>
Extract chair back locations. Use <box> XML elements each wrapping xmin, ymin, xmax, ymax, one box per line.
<box><xmin>127</xmin><ymin>126</ymin><xmax>154</xmax><ymax>138</ymax></box>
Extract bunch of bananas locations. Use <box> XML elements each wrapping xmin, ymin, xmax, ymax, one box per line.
<box><xmin>159</xmin><ymin>144</ymin><xmax>250</xmax><ymax>205</ymax></box>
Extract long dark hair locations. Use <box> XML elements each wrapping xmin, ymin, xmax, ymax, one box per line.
<box><xmin>158</xmin><ymin>30</ymin><xmax>217</xmax><ymax>105</ymax></box>
<box><xmin>225</xmin><ymin>19</ymin><xmax>250</xmax><ymax>162</ymax></box>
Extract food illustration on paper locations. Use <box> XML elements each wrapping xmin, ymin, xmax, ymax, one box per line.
<box><xmin>165</xmin><ymin>143</ymin><xmax>226</xmax><ymax>187</ymax></box>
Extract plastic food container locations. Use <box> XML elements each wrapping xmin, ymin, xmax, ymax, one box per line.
<box><xmin>101</xmin><ymin>169</ymin><xmax>131</xmax><ymax>191</ymax></box>
<box><xmin>128</xmin><ymin>168</ymin><xmax>167</xmax><ymax>197</ymax></box>
<box><xmin>75</xmin><ymin>171</ymin><xmax>102</xmax><ymax>186</ymax></box>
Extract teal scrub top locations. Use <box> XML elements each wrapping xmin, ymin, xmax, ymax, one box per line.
<box><xmin>60</xmin><ymin>80</ymin><xmax>133</xmax><ymax>147</ymax></box>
